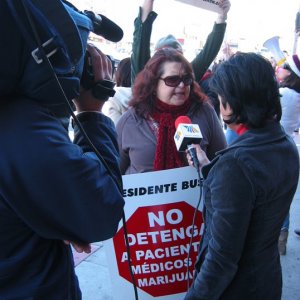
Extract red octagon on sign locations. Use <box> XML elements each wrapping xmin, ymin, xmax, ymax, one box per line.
<box><xmin>113</xmin><ymin>201</ymin><xmax>203</xmax><ymax>297</ymax></box>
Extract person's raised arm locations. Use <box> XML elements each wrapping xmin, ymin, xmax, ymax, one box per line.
<box><xmin>131</xmin><ymin>0</ymin><xmax>157</xmax><ymax>84</ymax></box>
<box><xmin>191</xmin><ymin>0</ymin><xmax>231</xmax><ymax>82</ymax></box>
<box><xmin>141</xmin><ymin>0</ymin><xmax>155</xmax><ymax>22</ymax></box>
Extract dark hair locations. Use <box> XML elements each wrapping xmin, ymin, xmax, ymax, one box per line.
<box><xmin>130</xmin><ymin>48</ymin><xmax>207</xmax><ymax>118</ymax></box>
<box><xmin>115</xmin><ymin>57</ymin><xmax>131</xmax><ymax>87</ymax></box>
<box><xmin>280</xmin><ymin>64</ymin><xmax>300</xmax><ymax>93</ymax></box>
<box><xmin>209</xmin><ymin>52</ymin><xmax>281</xmax><ymax>128</ymax></box>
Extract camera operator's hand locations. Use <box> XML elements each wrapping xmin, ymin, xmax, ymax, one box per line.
<box><xmin>74</xmin><ymin>43</ymin><xmax>113</xmax><ymax>112</ymax></box>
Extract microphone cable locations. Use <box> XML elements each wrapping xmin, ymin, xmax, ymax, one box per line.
<box><xmin>186</xmin><ymin>164</ymin><xmax>204</xmax><ymax>291</ymax></box>
<box><xmin>122</xmin><ymin>212</ymin><xmax>139</xmax><ymax>299</ymax></box>
<box><xmin>21</xmin><ymin>2</ymin><xmax>139</xmax><ymax>299</ymax></box>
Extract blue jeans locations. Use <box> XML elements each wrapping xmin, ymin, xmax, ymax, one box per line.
<box><xmin>282</xmin><ymin>213</ymin><xmax>290</xmax><ymax>231</ymax></box>
<box><xmin>225</xmin><ymin>128</ymin><xmax>239</xmax><ymax>145</ymax></box>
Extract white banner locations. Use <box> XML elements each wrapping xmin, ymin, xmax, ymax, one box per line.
<box><xmin>174</xmin><ymin>0</ymin><xmax>222</xmax><ymax>14</ymax></box>
<box><xmin>104</xmin><ymin>166</ymin><xmax>204</xmax><ymax>300</ymax></box>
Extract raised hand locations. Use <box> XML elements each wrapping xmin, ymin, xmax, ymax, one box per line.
<box><xmin>216</xmin><ymin>0</ymin><xmax>231</xmax><ymax>24</ymax></box>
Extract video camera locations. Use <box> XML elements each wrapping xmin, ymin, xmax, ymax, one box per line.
<box><xmin>0</xmin><ymin>0</ymin><xmax>123</xmax><ymax>118</ymax></box>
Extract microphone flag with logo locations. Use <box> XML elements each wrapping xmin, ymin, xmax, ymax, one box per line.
<box><xmin>174</xmin><ymin>116</ymin><xmax>202</xmax><ymax>170</ymax></box>
<box><xmin>174</xmin><ymin>116</ymin><xmax>202</xmax><ymax>151</ymax></box>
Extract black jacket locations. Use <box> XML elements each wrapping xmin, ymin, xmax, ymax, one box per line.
<box><xmin>185</xmin><ymin>121</ymin><xmax>299</xmax><ymax>300</ymax></box>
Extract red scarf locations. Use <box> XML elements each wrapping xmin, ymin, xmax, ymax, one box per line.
<box><xmin>151</xmin><ymin>98</ymin><xmax>191</xmax><ymax>171</ymax></box>
<box><xmin>236</xmin><ymin>124</ymin><xmax>248</xmax><ymax>135</ymax></box>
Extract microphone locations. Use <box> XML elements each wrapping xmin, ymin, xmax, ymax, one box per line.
<box><xmin>84</xmin><ymin>11</ymin><xmax>124</xmax><ymax>43</ymax></box>
<box><xmin>174</xmin><ymin>116</ymin><xmax>202</xmax><ymax>170</ymax></box>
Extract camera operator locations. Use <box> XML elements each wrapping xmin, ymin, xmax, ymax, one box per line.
<box><xmin>0</xmin><ymin>24</ymin><xmax>124</xmax><ymax>300</ymax></box>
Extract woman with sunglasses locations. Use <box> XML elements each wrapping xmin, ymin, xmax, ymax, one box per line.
<box><xmin>275</xmin><ymin>54</ymin><xmax>300</xmax><ymax>254</ymax></box>
<box><xmin>116</xmin><ymin>48</ymin><xmax>226</xmax><ymax>174</ymax></box>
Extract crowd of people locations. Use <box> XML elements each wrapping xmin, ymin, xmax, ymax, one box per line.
<box><xmin>1</xmin><ymin>0</ymin><xmax>300</xmax><ymax>299</ymax></box>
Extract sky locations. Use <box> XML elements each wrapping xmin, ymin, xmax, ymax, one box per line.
<box><xmin>69</xmin><ymin>0</ymin><xmax>300</xmax><ymax>58</ymax></box>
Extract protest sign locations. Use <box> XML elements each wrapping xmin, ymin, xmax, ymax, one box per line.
<box><xmin>104</xmin><ymin>166</ymin><xmax>204</xmax><ymax>299</ymax></box>
<box><xmin>174</xmin><ymin>0</ymin><xmax>222</xmax><ymax>14</ymax></box>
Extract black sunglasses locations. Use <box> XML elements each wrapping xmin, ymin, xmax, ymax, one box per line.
<box><xmin>282</xmin><ymin>63</ymin><xmax>292</xmax><ymax>71</ymax></box>
<box><xmin>159</xmin><ymin>75</ymin><xmax>193</xmax><ymax>87</ymax></box>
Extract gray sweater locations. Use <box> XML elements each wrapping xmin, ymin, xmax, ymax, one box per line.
<box><xmin>116</xmin><ymin>101</ymin><xmax>227</xmax><ymax>175</ymax></box>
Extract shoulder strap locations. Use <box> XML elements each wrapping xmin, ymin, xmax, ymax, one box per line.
<box><xmin>5</xmin><ymin>0</ymin><xmax>92</xmax><ymax>69</ymax></box>
<box><xmin>2</xmin><ymin>0</ymin><xmax>94</xmax><ymax>111</ymax></box>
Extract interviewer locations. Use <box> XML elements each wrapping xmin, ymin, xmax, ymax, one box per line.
<box><xmin>185</xmin><ymin>52</ymin><xmax>299</xmax><ymax>300</ymax></box>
